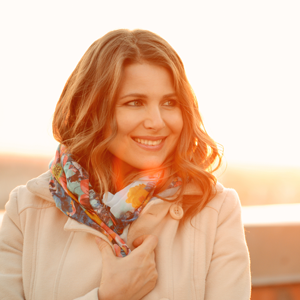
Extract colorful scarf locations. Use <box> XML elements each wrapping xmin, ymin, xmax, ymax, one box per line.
<box><xmin>49</xmin><ymin>144</ymin><xmax>182</xmax><ymax>257</ymax></box>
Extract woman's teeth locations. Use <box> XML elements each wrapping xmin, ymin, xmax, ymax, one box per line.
<box><xmin>134</xmin><ymin>138</ymin><xmax>163</xmax><ymax>146</ymax></box>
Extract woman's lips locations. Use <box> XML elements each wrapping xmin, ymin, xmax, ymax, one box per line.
<box><xmin>132</xmin><ymin>136</ymin><xmax>166</xmax><ymax>151</ymax></box>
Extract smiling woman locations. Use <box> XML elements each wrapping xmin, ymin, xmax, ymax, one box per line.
<box><xmin>108</xmin><ymin>63</ymin><xmax>183</xmax><ymax>173</ymax></box>
<box><xmin>0</xmin><ymin>29</ymin><xmax>251</xmax><ymax>300</ymax></box>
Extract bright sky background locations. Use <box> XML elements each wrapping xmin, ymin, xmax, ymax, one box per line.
<box><xmin>0</xmin><ymin>0</ymin><xmax>299</xmax><ymax>167</ymax></box>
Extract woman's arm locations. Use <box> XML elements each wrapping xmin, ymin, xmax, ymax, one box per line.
<box><xmin>0</xmin><ymin>189</ymin><xmax>99</xmax><ymax>300</ymax></box>
<box><xmin>0</xmin><ymin>188</ymin><xmax>25</xmax><ymax>300</ymax></box>
<box><xmin>205</xmin><ymin>189</ymin><xmax>251</xmax><ymax>300</ymax></box>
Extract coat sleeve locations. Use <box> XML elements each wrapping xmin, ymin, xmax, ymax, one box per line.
<box><xmin>0</xmin><ymin>188</ymin><xmax>100</xmax><ymax>300</ymax></box>
<box><xmin>0</xmin><ymin>187</ymin><xmax>25</xmax><ymax>300</ymax></box>
<box><xmin>204</xmin><ymin>189</ymin><xmax>251</xmax><ymax>300</ymax></box>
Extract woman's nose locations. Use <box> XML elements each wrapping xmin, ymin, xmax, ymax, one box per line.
<box><xmin>143</xmin><ymin>107</ymin><xmax>165</xmax><ymax>131</ymax></box>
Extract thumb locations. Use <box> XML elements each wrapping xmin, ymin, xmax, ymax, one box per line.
<box><xmin>132</xmin><ymin>234</ymin><xmax>158</xmax><ymax>252</ymax></box>
<box><xmin>95</xmin><ymin>237</ymin><xmax>115</xmax><ymax>258</ymax></box>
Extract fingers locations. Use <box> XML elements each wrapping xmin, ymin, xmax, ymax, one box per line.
<box><xmin>132</xmin><ymin>234</ymin><xmax>158</xmax><ymax>253</ymax></box>
<box><xmin>132</xmin><ymin>235</ymin><xmax>146</xmax><ymax>248</ymax></box>
<box><xmin>114</xmin><ymin>244</ymin><xmax>122</xmax><ymax>257</ymax></box>
<box><xmin>95</xmin><ymin>237</ymin><xmax>115</xmax><ymax>258</ymax></box>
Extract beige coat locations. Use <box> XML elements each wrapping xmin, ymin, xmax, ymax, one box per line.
<box><xmin>0</xmin><ymin>171</ymin><xmax>251</xmax><ymax>300</ymax></box>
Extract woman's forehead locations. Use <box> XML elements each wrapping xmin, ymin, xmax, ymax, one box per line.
<box><xmin>117</xmin><ymin>63</ymin><xmax>176</xmax><ymax>97</ymax></box>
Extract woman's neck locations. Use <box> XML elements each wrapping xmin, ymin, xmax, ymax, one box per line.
<box><xmin>111</xmin><ymin>156</ymin><xmax>139</xmax><ymax>191</ymax></box>
<box><xmin>111</xmin><ymin>156</ymin><xmax>168</xmax><ymax>192</ymax></box>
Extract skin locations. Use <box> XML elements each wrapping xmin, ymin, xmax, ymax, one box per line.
<box><xmin>96</xmin><ymin>235</ymin><xmax>158</xmax><ymax>300</ymax></box>
<box><xmin>107</xmin><ymin>63</ymin><xmax>183</xmax><ymax>186</ymax></box>
<box><xmin>96</xmin><ymin>63</ymin><xmax>184</xmax><ymax>299</ymax></box>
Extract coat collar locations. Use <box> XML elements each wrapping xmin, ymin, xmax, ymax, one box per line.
<box><xmin>26</xmin><ymin>170</ymin><xmax>55</xmax><ymax>203</ymax></box>
<box><xmin>26</xmin><ymin>170</ymin><xmax>223</xmax><ymax>252</ymax></box>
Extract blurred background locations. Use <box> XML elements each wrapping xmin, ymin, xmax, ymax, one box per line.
<box><xmin>0</xmin><ymin>1</ymin><xmax>299</xmax><ymax>299</ymax></box>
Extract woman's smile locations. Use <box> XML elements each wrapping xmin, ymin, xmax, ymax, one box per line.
<box><xmin>132</xmin><ymin>136</ymin><xmax>166</xmax><ymax>150</ymax></box>
<box><xmin>107</xmin><ymin>63</ymin><xmax>183</xmax><ymax>172</ymax></box>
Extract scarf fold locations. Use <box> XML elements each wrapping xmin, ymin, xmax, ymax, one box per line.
<box><xmin>49</xmin><ymin>144</ymin><xmax>182</xmax><ymax>257</ymax></box>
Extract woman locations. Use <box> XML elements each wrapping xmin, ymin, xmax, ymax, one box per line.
<box><xmin>0</xmin><ymin>29</ymin><xmax>251</xmax><ymax>299</ymax></box>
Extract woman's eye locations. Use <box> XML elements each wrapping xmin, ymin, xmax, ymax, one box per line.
<box><xmin>126</xmin><ymin>100</ymin><xmax>142</xmax><ymax>106</ymax></box>
<box><xmin>163</xmin><ymin>100</ymin><xmax>177</xmax><ymax>106</ymax></box>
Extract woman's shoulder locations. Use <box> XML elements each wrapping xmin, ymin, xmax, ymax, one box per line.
<box><xmin>5</xmin><ymin>171</ymin><xmax>55</xmax><ymax>218</ymax></box>
<box><xmin>207</xmin><ymin>182</ymin><xmax>241</xmax><ymax>215</ymax></box>
<box><xmin>184</xmin><ymin>180</ymin><xmax>241</xmax><ymax>218</ymax></box>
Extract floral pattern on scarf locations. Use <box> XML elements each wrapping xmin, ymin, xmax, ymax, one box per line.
<box><xmin>49</xmin><ymin>144</ymin><xmax>182</xmax><ymax>257</ymax></box>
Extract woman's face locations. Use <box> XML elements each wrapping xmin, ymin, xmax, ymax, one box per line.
<box><xmin>107</xmin><ymin>63</ymin><xmax>183</xmax><ymax>173</ymax></box>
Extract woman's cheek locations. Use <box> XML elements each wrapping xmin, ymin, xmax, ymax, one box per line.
<box><xmin>116</xmin><ymin>109</ymin><xmax>141</xmax><ymax>132</ymax></box>
<box><xmin>167</xmin><ymin>110</ymin><xmax>183</xmax><ymax>134</ymax></box>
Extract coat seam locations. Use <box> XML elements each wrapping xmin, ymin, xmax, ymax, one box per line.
<box><xmin>205</xmin><ymin>206</ymin><xmax>219</xmax><ymax>213</ymax></box>
<box><xmin>31</xmin><ymin>208</ymin><xmax>44</xmax><ymax>300</ymax></box>
<box><xmin>28</xmin><ymin>207</ymin><xmax>41</xmax><ymax>300</ymax></box>
<box><xmin>206</xmin><ymin>188</ymin><xmax>231</xmax><ymax>214</ymax></box>
<box><xmin>31</xmin><ymin>192</ymin><xmax>54</xmax><ymax>203</ymax></box>
<box><xmin>169</xmin><ymin>219</ymin><xmax>176</xmax><ymax>300</ymax></box>
<box><xmin>19</xmin><ymin>204</ymin><xmax>55</xmax><ymax>215</ymax></box>
<box><xmin>217</xmin><ymin>189</ymin><xmax>238</xmax><ymax>227</ymax></box>
<box><xmin>204</xmin><ymin>214</ymin><xmax>220</xmax><ymax>280</ymax></box>
<box><xmin>53</xmin><ymin>232</ymin><xmax>74</xmax><ymax>300</ymax></box>
<box><xmin>204</xmin><ymin>188</ymin><xmax>238</xmax><ymax>281</ymax></box>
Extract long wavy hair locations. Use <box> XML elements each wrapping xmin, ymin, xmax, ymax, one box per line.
<box><xmin>52</xmin><ymin>29</ymin><xmax>223</xmax><ymax>223</ymax></box>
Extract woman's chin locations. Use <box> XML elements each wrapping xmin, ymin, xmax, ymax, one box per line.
<box><xmin>134</xmin><ymin>160</ymin><xmax>165</xmax><ymax>172</ymax></box>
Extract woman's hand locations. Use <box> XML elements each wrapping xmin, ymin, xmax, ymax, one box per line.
<box><xmin>95</xmin><ymin>235</ymin><xmax>158</xmax><ymax>300</ymax></box>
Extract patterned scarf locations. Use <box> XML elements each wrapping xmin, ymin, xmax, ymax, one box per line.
<box><xmin>49</xmin><ymin>144</ymin><xmax>182</xmax><ymax>257</ymax></box>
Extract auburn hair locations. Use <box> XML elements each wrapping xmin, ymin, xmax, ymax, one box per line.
<box><xmin>52</xmin><ymin>29</ymin><xmax>223</xmax><ymax>223</ymax></box>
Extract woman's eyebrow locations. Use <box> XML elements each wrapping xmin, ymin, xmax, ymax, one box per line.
<box><xmin>119</xmin><ymin>93</ymin><xmax>147</xmax><ymax>100</ymax></box>
<box><xmin>162</xmin><ymin>93</ymin><xmax>177</xmax><ymax>99</ymax></box>
<box><xmin>119</xmin><ymin>92</ymin><xmax>178</xmax><ymax>100</ymax></box>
